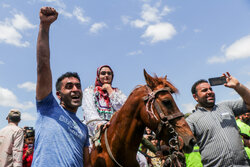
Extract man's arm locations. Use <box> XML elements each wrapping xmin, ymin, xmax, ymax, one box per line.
<box><xmin>13</xmin><ymin>129</ymin><xmax>24</xmax><ymax>167</ymax></box>
<box><xmin>83</xmin><ymin>146</ymin><xmax>92</xmax><ymax>167</ymax></box>
<box><xmin>223</xmin><ymin>72</ymin><xmax>250</xmax><ymax>110</ymax></box>
<box><xmin>36</xmin><ymin>7</ymin><xmax>58</xmax><ymax>100</ymax></box>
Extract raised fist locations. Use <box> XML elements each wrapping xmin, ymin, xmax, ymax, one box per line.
<box><xmin>39</xmin><ymin>7</ymin><xmax>58</xmax><ymax>25</ymax></box>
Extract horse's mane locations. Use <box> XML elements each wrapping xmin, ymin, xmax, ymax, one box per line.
<box><xmin>153</xmin><ymin>74</ymin><xmax>179</xmax><ymax>94</ymax></box>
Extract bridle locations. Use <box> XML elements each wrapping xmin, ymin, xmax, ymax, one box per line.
<box><xmin>143</xmin><ymin>85</ymin><xmax>184</xmax><ymax>141</ymax></box>
<box><xmin>143</xmin><ymin>85</ymin><xmax>185</xmax><ymax>166</ymax></box>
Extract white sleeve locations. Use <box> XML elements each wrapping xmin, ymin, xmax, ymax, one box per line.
<box><xmin>82</xmin><ymin>86</ymin><xmax>106</xmax><ymax>136</ymax></box>
<box><xmin>13</xmin><ymin>129</ymin><xmax>24</xmax><ymax>167</ymax></box>
<box><xmin>109</xmin><ymin>88</ymin><xmax>127</xmax><ymax>111</ymax></box>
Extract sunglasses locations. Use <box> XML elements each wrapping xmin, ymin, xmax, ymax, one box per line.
<box><xmin>100</xmin><ymin>71</ymin><xmax>112</xmax><ymax>75</ymax></box>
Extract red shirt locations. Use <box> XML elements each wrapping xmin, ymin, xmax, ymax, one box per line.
<box><xmin>22</xmin><ymin>144</ymin><xmax>33</xmax><ymax>167</ymax></box>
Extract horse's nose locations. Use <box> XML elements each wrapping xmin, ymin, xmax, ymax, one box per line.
<box><xmin>189</xmin><ymin>138</ymin><xmax>196</xmax><ymax>148</ymax></box>
<box><xmin>183</xmin><ymin>137</ymin><xmax>197</xmax><ymax>153</ymax></box>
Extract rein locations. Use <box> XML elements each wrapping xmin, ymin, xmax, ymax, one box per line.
<box><xmin>86</xmin><ymin>119</ymin><xmax>109</xmax><ymax>126</ymax></box>
<box><xmin>104</xmin><ymin>128</ymin><xmax>123</xmax><ymax>167</ymax></box>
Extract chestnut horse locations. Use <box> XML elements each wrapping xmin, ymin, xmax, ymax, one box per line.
<box><xmin>90</xmin><ymin>70</ymin><xmax>196</xmax><ymax>167</ymax></box>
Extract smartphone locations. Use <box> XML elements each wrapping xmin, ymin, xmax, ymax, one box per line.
<box><xmin>28</xmin><ymin>144</ymin><xmax>33</xmax><ymax>148</ymax></box>
<box><xmin>208</xmin><ymin>76</ymin><xmax>227</xmax><ymax>86</ymax></box>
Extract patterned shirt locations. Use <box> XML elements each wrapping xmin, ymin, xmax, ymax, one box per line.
<box><xmin>0</xmin><ymin>123</ymin><xmax>24</xmax><ymax>167</ymax></box>
<box><xmin>82</xmin><ymin>86</ymin><xmax>127</xmax><ymax>137</ymax></box>
<box><xmin>186</xmin><ymin>100</ymin><xmax>249</xmax><ymax>167</ymax></box>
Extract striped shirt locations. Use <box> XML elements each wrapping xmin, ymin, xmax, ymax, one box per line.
<box><xmin>186</xmin><ymin>100</ymin><xmax>249</xmax><ymax>167</ymax></box>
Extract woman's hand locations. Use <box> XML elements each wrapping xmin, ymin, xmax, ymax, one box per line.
<box><xmin>102</xmin><ymin>84</ymin><xmax>113</xmax><ymax>95</ymax></box>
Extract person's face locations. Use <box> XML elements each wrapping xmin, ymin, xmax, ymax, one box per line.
<box><xmin>25</xmin><ymin>137</ymin><xmax>35</xmax><ymax>145</ymax></box>
<box><xmin>99</xmin><ymin>67</ymin><xmax>113</xmax><ymax>84</ymax></box>
<box><xmin>193</xmin><ymin>82</ymin><xmax>215</xmax><ymax>109</ymax></box>
<box><xmin>56</xmin><ymin>77</ymin><xmax>82</xmax><ymax>112</ymax></box>
<box><xmin>242</xmin><ymin>113</ymin><xmax>250</xmax><ymax>122</ymax></box>
<box><xmin>146</xmin><ymin>127</ymin><xmax>151</xmax><ymax>134</ymax></box>
<box><xmin>151</xmin><ymin>139</ymin><xmax>157</xmax><ymax>146</ymax></box>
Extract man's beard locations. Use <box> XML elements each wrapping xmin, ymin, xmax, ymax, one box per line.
<box><xmin>199</xmin><ymin>96</ymin><xmax>215</xmax><ymax>109</ymax></box>
<box><xmin>200</xmin><ymin>101</ymin><xmax>215</xmax><ymax>108</ymax></box>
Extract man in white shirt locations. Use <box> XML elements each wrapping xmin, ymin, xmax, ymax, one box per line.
<box><xmin>0</xmin><ymin>109</ymin><xmax>24</xmax><ymax>167</ymax></box>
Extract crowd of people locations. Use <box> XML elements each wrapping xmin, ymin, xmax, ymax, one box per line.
<box><xmin>0</xmin><ymin>6</ymin><xmax>250</xmax><ymax>167</ymax></box>
<box><xmin>0</xmin><ymin>109</ymin><xmax>35</xmax><ymax>167</ymax></box>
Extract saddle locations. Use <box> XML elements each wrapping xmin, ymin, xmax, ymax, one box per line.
<box><xmin>91</xmin><ymin>124</ymin><xmax>105</xmax><ymax>152</ymax></box>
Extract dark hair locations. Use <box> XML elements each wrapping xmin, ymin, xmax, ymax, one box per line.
<box><xmin>191</xmin><ymin>79</ymin><xmax>208</xmax><ymax>95</ymax></box>
<box><xmin>25</xmin><ymin>131</ymin><xmax>35</xmax><ymax>138</ymax></box>
<box><xmin>25</xmin><ymin>131</ymin><xmax>35</xmax><ymax>139</ymax></box>
<box><xmin>9</xmin><ymin>116</ymin><xmax>20</xmax><ymax>123</ymax></box>
<box><xmin>56</xmin><ymin>72</ymin><xmax>81</xmax><ymax>91</ymax></box>
<box><xmin>24</xmin><ymin>127</ymin><xmax>35</xmax><ymax>138</ymax></box>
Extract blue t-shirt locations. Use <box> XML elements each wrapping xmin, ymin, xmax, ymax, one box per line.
<box><xmin>32</xmin><ymin>92</ymin><xmax>90</xmax><ymax>167</ymax></box>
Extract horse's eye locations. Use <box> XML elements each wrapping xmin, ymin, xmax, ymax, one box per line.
<box><xmin>162</xmin><ymin>99</ymin><xmax>173</xmax><ymax>109</ymax></box>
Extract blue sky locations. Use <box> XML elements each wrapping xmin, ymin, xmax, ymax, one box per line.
<box><xmin>1</xmin><ymin>0</ymin><xmax>250</xmax><ymax>129</ymax></box>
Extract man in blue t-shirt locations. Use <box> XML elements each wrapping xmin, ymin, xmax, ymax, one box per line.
<box><xmin>32</xmin><ymin>7</ymin><xmax>91</xmax><ymax>167</ymax></box>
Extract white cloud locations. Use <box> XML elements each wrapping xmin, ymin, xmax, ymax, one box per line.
<box><xmin>0</xmin><ymin>13</ymin><xmax>35</xmax><ymax>47</ymax></box>
<box><xmin>0</xmin><ymin>23</ymin><xmax>29</xmax><ymax>47</ymax></box>
<box><xmin>57</xmin><ymin>8</ymin><xmax>73</xmax><ymax>18</ymax></box>
<box><xmin>17</xmin><ymin>82</ymin><xmax>36</xmax><ymax>92</ymax></box>
<box><xmin>12</xmin><ymin>13</ymin><xmax>36</xmax><ymax>31</ymax></box>
<box><xmin>73</xmin><ymin>7</ymin><xmax>90</xmax><ymax>24</ymax></box>
<box><xmin>0</xmin><ymin>86</ymin><xmax>35</xmax><ymax>110</ymax></box>
<box><xmin>131</xmin><ymin>19</ymin><xmax>148</xmax><ymax>28</ymax></box>
<box><xmin>89</xmin><ymin>22</ymin><xmax>107</xmax><ymax>34</ymax></box>
<box><xmin>39</xmin><ymin>1</ymin><xmax>90</xmax><ymax>23</ymax></box>
<box><xmin>22</xmin><ymin>112</ymin><xmax>36</xmax><ymax>121</ymax></box>
<box><xmin>224</xmin><ymin>35</ymin><xmax>250</xmax><ymax>60</ymax></box>
<box><xmin>208</xmin><ymin>35</ymin><xmax>250</xmax><ymax>64</ymax></box>
<box><xmin>182</xmin><ymin>103</ymin><xmax>195</xmax><ymax>114</ymax></box>
<box><xmin>141</xmin><ymin>4</ymin><xmax>161</xmax><ymax>23</ymax></box>
<box><xmin>142</xmin><ymin>22</ymin><xmax>176</xmax><ymax>43</ymax></box>
<box><xmin>125</xmin><ymin>3</ymin><xmax>175</xmax><ymax>43</ymax></box>
<box><xmin>160</xmin><ymin>6</ymin><xmax>172</xmax><ymax>16</ymax></box>
<box><xmin>127</xmin><ymin>50</ymin><xmax>143</xmax><ymax>56</ymax></box>
<box><xmin>0</xmin><ymin>61</ymin><xmax>4</xmax><ymax>64</ymax></box>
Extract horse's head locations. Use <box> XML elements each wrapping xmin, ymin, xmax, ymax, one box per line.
<box><xmin>141</xmin><ymin>70</ymin><xmax>196</xmax><ymax>154</ymax></box>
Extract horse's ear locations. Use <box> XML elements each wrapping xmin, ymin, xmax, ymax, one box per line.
<box><xmin>164</xmin><ymin>75</ymin><xmax>167</xmax><ymax>81</ymax></box>
<box><xmin>144</xmin><ymin>69</ymin><xmax>156</xmax><ymax>88</ymax></box>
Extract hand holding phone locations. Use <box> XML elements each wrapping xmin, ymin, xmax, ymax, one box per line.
<box><xmin>208</xmin><ymin>76</ymin><xmax>227</xmax><ymax>86</ymax></box>
<box><xmin>28</xmin><ymin>144</ymin><xmax>33</xmax><ymax>148</ymax></box>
